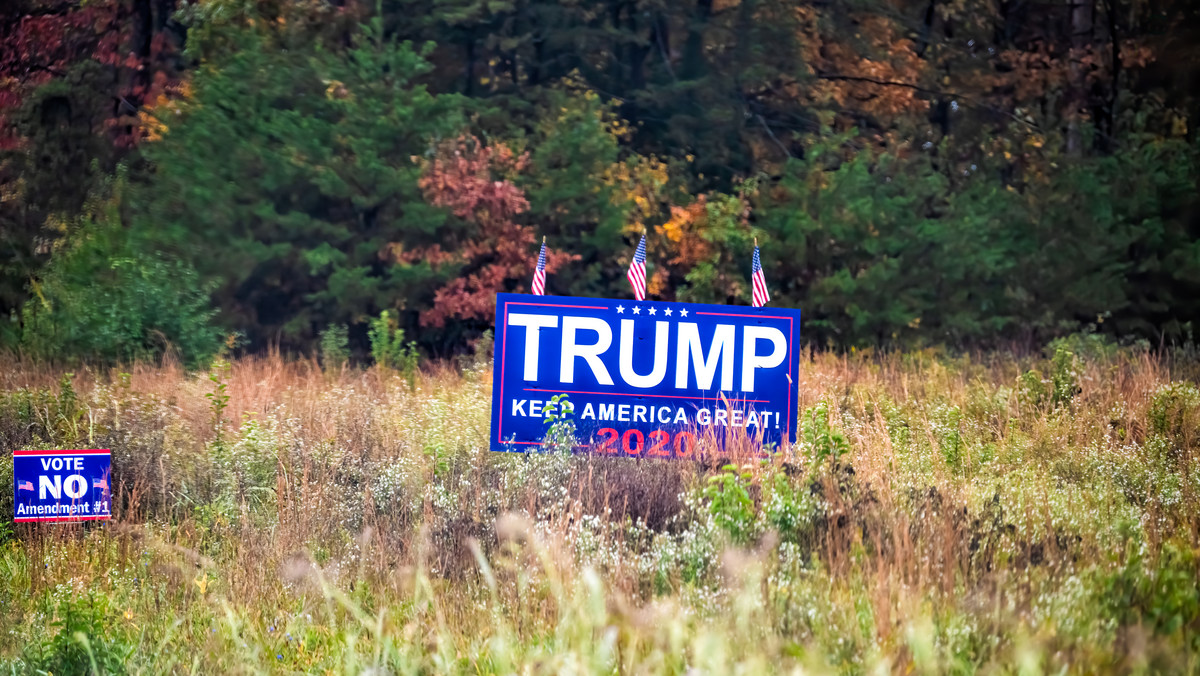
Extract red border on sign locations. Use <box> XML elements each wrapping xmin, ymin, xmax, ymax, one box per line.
<box><xmin>498</xmin><ymin>300</ymin><xmax>609</xmax><ymax>443</ymax></box>
<box><xmin>686</xmin><ymin>310</ymin><xmax>795</xmax><ymax>442</ymax></box>
<box><xmin>13</xmin><ymin>449</ymin><xmax>111</xmax><ymax>456</ymax></box>
<box><xmin>523</xmin><ymin>387</ymin><xmax>769</xmax><ymax>404</ymax></box>
<box><xmin>15</xmin><ymin>515</ymin><xmax>111</xmax><ymax>522</ymax></box>
<box><xmin>496</xmin><ymin>300</ymin><xmax>798</xmax><ymax>446</ymax></box>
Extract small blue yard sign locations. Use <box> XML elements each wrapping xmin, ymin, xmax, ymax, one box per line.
<box><xmin>13</xmin><ymin>449</ymin><xmax>112</xmax><ymax>523</ymax></box>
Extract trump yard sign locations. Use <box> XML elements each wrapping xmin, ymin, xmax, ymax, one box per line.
<box><xmin>490</xmin><ymin>293</ymin><xmax>801</xmax><ymax>456</ymax></box>
<box><xmin>13</xmin><ymin>449</ymin><xmax>112</xmax><ymax>522</ymax></box>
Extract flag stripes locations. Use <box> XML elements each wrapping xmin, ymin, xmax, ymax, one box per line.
<box><xmin>531</xmin><ymin>239</ymin><xmax>548</xmax><ymax>295</ymax></box>
<box><xmin>751</xmin><ymin>244</ymin><xmax>770</xmax><ymax>307</ymax></box>
<box><xmin>627</xmin><ymin>235</ymin><xmax>648</xmax><ymax>300</ymax></box>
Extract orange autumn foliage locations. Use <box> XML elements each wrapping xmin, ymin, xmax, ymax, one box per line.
<box><xmin>412</xmin><ymin>135</ymin><xmax>576</xmax><ymax>327</ymax></box>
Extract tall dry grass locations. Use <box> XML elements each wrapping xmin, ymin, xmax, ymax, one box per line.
<box><xmin>0</xmin><ymin>343</ymin><xmax>1197</xmax><ymax>673</ymax></box>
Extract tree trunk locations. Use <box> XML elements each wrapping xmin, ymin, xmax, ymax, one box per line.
<box><xmin>1067</xmin><ymin>0</ymin><xmax>1094</xmax><ymax>156</ymax></box>
<box><xmin>682</xmin><ymin>0</ymin><xmax>713</xmax><ymax>80</ymax></box>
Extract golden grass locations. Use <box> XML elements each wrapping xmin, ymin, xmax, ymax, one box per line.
<box><xmin>0</xmin><ymin>346</ymin><xmax>1196</xmax><ymax>673</ymax></box>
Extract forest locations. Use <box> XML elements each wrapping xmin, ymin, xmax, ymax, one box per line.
<box><xmin>2</xmin><ymin>0</ymin><xmax>1198</xmax><ymax>364</ymax></box>
<box><xmin>3</xmin><ymin>2</ymin><xmax>1200</xmax><ymax>674</ymax></box>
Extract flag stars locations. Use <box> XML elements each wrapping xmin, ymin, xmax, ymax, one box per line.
<box><xmin>632</xmin><ymin>306</ymin><xmax>641</xmax><ymax>314</ymax></box>
<box><xmin>616</xmin><ymin>305</ymin><xmax>625</xmax><ymax>314</ymax></box>
<box><xmin>680</xmin><ymin>308</ymin><xmax>689</xmax><ymax>317</ymax></box>
<box><xmin>648</xmin><ymin>306</ymin><xmax>657</xmax><ymax>315</ymax></box>
<box><xmin>664</xmin><ymin>307</ymin><xmax>673</xmax><ymax>316</ymax></box>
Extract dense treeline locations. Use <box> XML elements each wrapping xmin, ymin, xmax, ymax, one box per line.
<box><xmin>1</xmin><ymin>0</ymin><xmax>1198</xmax><ymax>363</ymax></box>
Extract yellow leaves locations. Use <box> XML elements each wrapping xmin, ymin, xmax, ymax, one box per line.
<box><xmin>648</xmin><ymin>267</ymin><xmax>670</xmax><ymax>296</ymax></box>
<box><xmin>138</xmin><ymin>76</ymin><xmax>193</xmax><ymax>142</ymax></box>
<box><xmin>662</xmin><ymin>201</ymin><xmax>705</xmax><ymax>245</ymax></box>
<box><xmin>606</xmin><ymin>117</ymin><xmax>633</xmax><ymax>141</ymax></box>
<box><xmin>139</xmin><ymin>110</ymin><xmax>168</xmax><ymax>142</ymax></box>
<box><xmin>1171</xmin><ymin>114</ymin><xmax>1188</xmax><ymax>138</ymax></box>
<box><xmin>659</xmin><ymin>197</ymin><xmax>717</xmax><ymax>269</ymax></box>
<box><xmin>602</xmin><ymin>154</ymin><xmax>671</xmax><ymax>232</ymax></box>
<box><xmin>323</xmin><ymin>79</ymin><xmax>350</xmax><ymax>101</ymax></box>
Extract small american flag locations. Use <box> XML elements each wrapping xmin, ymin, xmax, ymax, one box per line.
<box><xmin>93</xmin><ymin>478</ymin><xmax>108</xmax><ymax>490</ymax></box>
<box><xmin>531</xmin><ymin>238</ymin><xmax>548</xmax><ymax>296</ymax></box>
<box><xmin>751</xmin><ymin>242</ymin><xmax>770</xmax><ymax>307</ymax></box>
<box><xmin>627</xmin><ymin>234</ymin><xmax>648</xmax><ymax>301</ymax></box>
<box><xmin>17</xmin><ymin>480</ymin><xmax>33</xmax><ymax>491</ymax></box>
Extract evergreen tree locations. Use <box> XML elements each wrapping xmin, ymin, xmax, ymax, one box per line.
<box><xmin>140</xmin><ymin>19</ymin><xmax>465</xmax><ymax>349</ymax></box>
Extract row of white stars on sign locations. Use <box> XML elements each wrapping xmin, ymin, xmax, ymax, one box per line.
<box><xmin>614</xmin><ymin>304</ymin><xmax>688</xmax><ymax>317</ymax></box>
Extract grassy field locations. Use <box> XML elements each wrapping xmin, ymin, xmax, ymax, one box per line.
<box><xmin>0</xmin><ymin>340</ymin><xmax>1198</xmax><ymax>674</ymax></box>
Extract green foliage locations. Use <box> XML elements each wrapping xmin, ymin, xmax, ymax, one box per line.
<box><xmin>1097</xmin><ymin>542</ymin><xmax>1200</xmax><ymax>648</ymax></box>
<box><xmin>216</xmin><ymin>415</ymin><xmax>280</xmax><ymax>517</ymax></box>
<box><xmin>0</xmin><ymin>62</ymin><xmax>117</xmax><ymax>317</ymax></box>
<box><xmin>1</xmin><ymin>0</ymin><xmax>1199</xmax><ymax>363</ymax></box>
<box><xmin>703</xmin><ymin>464</ymin><xmax>756</xmax><ymax>545</ymax></box>
<box><xmin>205</xmin><ymin>357</ymin><xmax>232</xmax><ymax>451</ymax></box>
<box><xmin>17</xmin><ymin>591</ymin><xmax>131</xmax><ymax>675</ymax></box>
<box><xmin>369</xmin><ymin>310</ymin><xmax>419</xmax><ymax>389</ymax></box>
<box><xmin>20</xmin><ymin>249</ymin><xmax>219</xmax><ymax>370</ymax></box>
<box><xmin>674</xmin><ymin>180</ymin><xmax>760</xmax><ymax>305</ymax></box>
<box><xmin>1049</xmin><ymin>347</ymin><xmax>1081</xmax><ymax>405</ymax></box>
<box><xmin>140</xmin><ymin>18</ymin><xmax>464</xmax><ymax>350</ymax></box>
<box><xmin>798</xmin><ymin>401</ymin><xmax>849</xmax><ymax>466</ymax></box>
<box><xmin>0</xmin><ymin>374</ymin><xmax>91</xmax><ymax>452</ymax></box>
<box><xmin>1046</xmin><ymin>327</ymin><xmax>1132</xmax><ymax>363</ymax></box>
<box><xmin>763</xmin><ymin>471</ymin><xmax>821</xmax><ymax>547</ymax></box>
<box><xmin>752</xmin><ymin>135</ymin><xmax>1200</xmax><ymax>349</ymax></box>
<box><xmin>319</xmin><ymin>323</ymin><xmax>350</xmax><ymax>371</ymax></box>
<box><xmin>932</xmin><ymin>404</ymin><xmax>965</xmax><ymax>472</ymax></box>
<box><xmin>1017</xmin><ymin>369</ymin><xmax>1051</xmax><ymax>411</ymax></box>
<box><xmin>18</xmin><ymin>173</ymin><xmax>220</xmax><ymax>369</ymax></box>
<box><xmin>1149</xmin><ymin>382</ymin><xmax>1200</xmax><ymax>442</ymax></box>
<box><xmin>472</xmin><ymin>329</ymin><xmax>493</xmax><ymax>370</ymax></box>
<box><xmin>1018</xmin><ymin>347</ymin><xmax>1081</xmax><ymax>410</ymax></box>
<box><xmin>541</xmin><ymin>393</ymin><xmax>577</xmax><ymax>453</ymax></box>
<box><xmin>519</xmin><ymin>93</ymin><xmax>635</xmax><ymax>300</ymax></box>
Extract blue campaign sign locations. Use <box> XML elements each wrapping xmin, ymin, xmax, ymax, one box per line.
<box><xmin>490</xmin><ymin>293</ymin><xmax>801</xmax><ymax>456</ymax></box>
<box><xmin>13</xmin><ymin>449</ymin><xmax>112</xmax><ymax>523</ymax></box>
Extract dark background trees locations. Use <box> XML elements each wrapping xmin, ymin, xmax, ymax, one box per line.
<box><xmin>1</xmin><ymin>0</ymin><xmax>1198</xmax><ymax>362</ymax></box>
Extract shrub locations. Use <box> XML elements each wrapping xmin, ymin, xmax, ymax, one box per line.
<box><xmin>19</xmin><ymin>180</ymin><xmax>221</xmax><ymax>371</ymax></box>
<box><xmin>932</xmin><ymin>404</ymin><xmax>965</xmax><ymax>473</ymax></box>
<box><xmin>703</xmin><ymin>465</ymin><xmax>756</xmax><ymax>546</ymax></box>
<box><xmin>1097</xmin><ymin>542</ymin><xmax>1200</xmax><ymax>650</ymax></box>
<box><xmin>1149</xmin><ymin>382</ymin><xmax>1200</xmax><ymax>442</ymax></box>
<box><xmin>764</xmin><ymin>471</ymin><xmax>821</xmax><ymax>547</ymax></box>
<box><xmin>369</xmin><ymin>310</ymin><xmax>419</xmax><ymax>389</ymax></box>
<box><xmin>319</xmin><ymin>323</ymin><xmax>350</xmax><ymax>371</ymax></box>
<box><xmin>799</xmin><ymin>401</ymin><xmax>849</xmax><ymax>466</ymax></box>
<box><xmin>1018</xmin><ymin>347</ymin><xmax>1080</xmax><ymax>410</ymax></box>
<box><xmin>541</xmin><ymin>393</ymin><xmax>577</xmax><ymax>453</ymax></box>
<box><xmin>17</xmin><ymin>591</ymin><xmax>131</xmax><ymax>675</ymax></box>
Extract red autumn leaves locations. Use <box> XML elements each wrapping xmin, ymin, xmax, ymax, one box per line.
<box><xmin>413</xmin><ymin>135</ymin><xmax>576</xmax><ymax>327</ymax></box>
